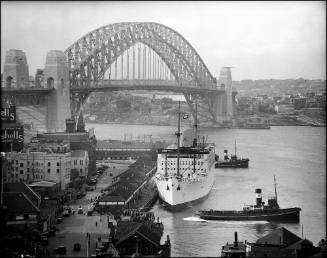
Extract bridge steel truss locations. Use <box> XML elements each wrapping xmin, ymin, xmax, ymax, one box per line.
<box><xmin>65</xmin><ymin>22</ymin><xmax>224</xmax><ymax>125</ymax></box>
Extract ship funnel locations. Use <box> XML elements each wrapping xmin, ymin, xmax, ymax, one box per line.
<box><xmin>224</xmin><ymin>150</ymin><xmax>228</xmax><ymax>160</ymax></box>
<box><xmin>255</xmin><ymin>188</ymin><xmax>262</xmax><ymax>207</ymax></box>
<box><xmin>234</xmin><ymin>232</ymin><xmax>238</xmax><ymax>246</ymax></box>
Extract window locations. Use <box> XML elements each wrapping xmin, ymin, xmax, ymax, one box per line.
<box><xmin>47</xmin><ymin>169</ymin><xmax>50</xmax><ymax>173</ymax></box>
<box><xmin>15</xmin><ymin>167</ymin><xmax>18</xmax><ymax>171</ymax></box>
<box><xmin>20</xmin><ymin>163</ymin><xmax>24</xmax><ymax>167</ymax></box>
<box><xmin>80</xmin><ymin>168</ymin><xmax>83</xmax><ymax>174</ymax></box>
<box><xmin>48</xmin><ymin>162</ymin><xmax>51</xmax><ymax>166</ymax></box>
<box><xmin>27</xmin><ymin>174</ymin><xmax>29</xmax><ymax>179</ymax></box>
<box><xmin>56</xmin><ymin>169</ymin><xmax>59</xmax><ymax>173</ymax></box>
<box><xmin>20</xmin><ymin>170</ymin><xmax>23</xmax><ymax>174</ymax></box>
<box><xmin>80</xmin><ymin>160</ymin><xmax>83</xmax><ymax>165</ymax></box>
<box><xmin>74</xmin><ymin>160</ymin><xmax>77</xmax><ymax>165</ymax></box>
<box><xmin>16</xmin><ymin>160</ymin><xmax>18</xmax><ymax>165</ymax></box>
<box><xmin>57</xmin><ymin>162</ymin><xmax>60</xmax><ymax>166</ymax></box>
<box><xmin>27</xmin><ymin>161</ymin><xmax>30</xmax><ymax>165</ymax></box>
<box><xmin>27</xmin><ymin>168</ymin><xmax>30</xmax><ymax>172</ymax></box>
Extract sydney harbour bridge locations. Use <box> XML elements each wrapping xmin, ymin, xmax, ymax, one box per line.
<box><xmin>1</xmin><ymin>22</ymin><xmax>234</xmax><ymax>132</ymax></box>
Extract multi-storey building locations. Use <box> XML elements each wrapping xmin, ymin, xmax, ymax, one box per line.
<box><xmin>5</xmin><ymin>151</ymin><xmax>71</xmax><ymax>190</ymax></box>
<box><xmin>71</xmin><ymin>150</ymin><xmax>89</xmax><ymax>177</ymax></box>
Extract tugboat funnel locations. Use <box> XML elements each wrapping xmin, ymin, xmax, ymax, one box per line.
<box><xmin>234</xmin><ymin>232</ymin><xmax>238</xmax><ymax>246</ymax></box>
<box><xmin>255</xmin><ymin>188</ymin><xmax>262</xmax><ymax>207</ymax></box>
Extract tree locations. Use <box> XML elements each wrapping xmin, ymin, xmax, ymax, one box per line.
<box><xmin>116</xmin><ymin>99</ymin><xmax>131</xmax><ymax>113</ymax></box>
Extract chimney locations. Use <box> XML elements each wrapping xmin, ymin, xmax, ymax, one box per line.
<box><xmin>255</xmin><ymin>188</ymin><xmax>262</xmax><ymax>207</ymax></box>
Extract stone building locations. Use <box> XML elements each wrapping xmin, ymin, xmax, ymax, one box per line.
<box><xmin>5</xmin><ymin>150</ymin><xmax>71</xmax><ymax>190</ymax></box>
<box><xmin>71</xmin><ymin>150</ymin><xmax>89</xmax><ymax>177</ymax></box>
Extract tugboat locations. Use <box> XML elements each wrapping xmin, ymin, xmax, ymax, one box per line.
<box><xmin>215</xmin><ymin>141</ymin><xmax>249</xmax><ymax>168</ymax></box>
<box><xmin>197</xmin><ymin>176</ymin><xmax>301</xmax><ymax>222</ymax></box>
<box><xmin>221</xmin><ymin>232</ymin><xmax>247</xmax><ymax>258</ymax></box>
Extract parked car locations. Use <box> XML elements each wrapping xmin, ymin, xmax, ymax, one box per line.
<box><xmin>73</xmin><ymin>243</ymin><xmax>81</xmax><ymax>252</ymax></box>
<box><xmin>78</xmin><ymin>207</ymin><xmax>83</xmax><ymax>214</ymax></box>
<box><xmin>62</xmin><ymin>210</ymin><xmax>70</xmax><ymax>217</ymax></box>
<box><xmin>53</xmin><ymin>246</ymin><xmax>66</xmax><ymax>255</ymax></box>
<box><xmin>56</xmin><ymin>217</ymin><xmax>63</xmax><ymax>224</ymax></box>
<box><xmin>41</xmin><ymin>235</ymin><xmax>48</xmax><ymax>246</ymax></box>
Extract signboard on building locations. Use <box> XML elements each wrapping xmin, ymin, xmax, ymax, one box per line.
<box><xmin>1</xmin><ymin>106</ymin><xmax>16</xmax><ymax>123</ymax></box>
<box><xmin>1</xmin><ymin>124</ymin><xmax>24</xmax><ymax>152</ymax></box>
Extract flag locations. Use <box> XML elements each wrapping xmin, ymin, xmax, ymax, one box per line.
<box><xmin>183</xmin><ymin>113</ymin><xmax>189</xmax><ymax>119</ymax></box>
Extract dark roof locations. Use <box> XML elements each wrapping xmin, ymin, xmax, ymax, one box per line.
<box><xmin>115</xmin><ymin>221</ymin><xmax>161</xmax><ymax>247</ymax></box>
<box><xmin>112</xmin><ymin>185</ymin><xmax>134</xmax><ymax>200</ymax></box>
<box><xmin>249</xmin><ymin>245</ymin><xmax>296</xmax><ymax>257</ymax></box>
<box><xmin>256</xmin><ymin>227</ymin><xmax>302</xmax><ymax>246</ymax></box>
<box><xmin>287</xmin><ymin>239</ymin><xmax>314</xmax><ymax>250</ymax></box>
<box><xmin>37</xmin><ymin>132</ymin><xmax>90</xmax><ymax>142</ymax></box>
<box><xmin>3</xmin><ymin>182</ymin><xmax>41</xmax><ymax>205</ymax></box>
<box><xmin>3</xmin><ymin>192</ymin><xmax>40</xmax><ymax>214</ymax></box>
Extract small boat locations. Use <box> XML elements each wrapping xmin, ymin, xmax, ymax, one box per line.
<box><xmin>197</xmin><ymin>176</ymin><xmax>301</xmax><ymax>222</ymax></box>
<box><xmin>221</xmin><ymin>232</ymin><xmax>246</xmax><ymax>258</ymax></box>
<box><xmin>215</xmin><ymin>141</ymin><xmax>249</xmax><ymax>168</ymax></box>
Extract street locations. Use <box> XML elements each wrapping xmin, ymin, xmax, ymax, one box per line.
<box><xmin>45</xmin><ymin>162</ymin><xmax>130</xmax><ymax>257</ymax></box>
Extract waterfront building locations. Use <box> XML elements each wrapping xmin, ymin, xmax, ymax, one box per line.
<box><xmin>71</xmin><ymin>150</ymin><xmax>89</xmax><ymax>178</ymax></box>
<box><xmin>35</xmin><ymin>127</ymin><xmax>97</xmax><ymax>177</ymax></box>
<box><xmin>5</xmin><ymin>151</ymin><xmax>71</xmax><ymax>190</ymax></box>
<box><xmin>114</xmin><ymin>220</ymin><xmax>171</xmax><ymax>257</ymax></box>
<box><xmin>247</xmin><ymin>227</ymin><xmax>320</xmax><ymax>257</ymax></box>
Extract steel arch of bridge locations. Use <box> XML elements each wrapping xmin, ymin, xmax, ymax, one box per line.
<box><xmin>65</xmin><ymin>22</ymin><xmax>222</xmax><ymax>124</ymax></box>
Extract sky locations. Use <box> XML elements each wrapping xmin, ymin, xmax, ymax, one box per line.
<box><xmin>1</xmin><ymin>1</ymin><xmax>326</xmax><ymax>81</ymax></box>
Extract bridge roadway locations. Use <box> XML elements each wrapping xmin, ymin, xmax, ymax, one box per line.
<box><xmin>70</xmin><ymin>79</ymin><xmax>225</xmax><ymax>94</ymax></box>
<box><xmin>1</xmin><ymin>80</ymin><xmax>225</xmax><ymax>95</ymax></box>
<box><xmin>1</xmin><ymin>87</ymin><xmax>54</xmax><ymax>95</ymax></box>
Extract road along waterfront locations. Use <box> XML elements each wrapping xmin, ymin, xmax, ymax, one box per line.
<box><xmin>86</xmin><ymin>123</ymin><xmax>326</xmax><ymax>257</ymax></box>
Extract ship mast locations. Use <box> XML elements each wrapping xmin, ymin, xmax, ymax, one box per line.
<box><xmin>193</xmin><ymin>102</ymin><xmax>198</xmax><ymax>173</ymax></box>
<box><xmin>193</xmin><ymin>101</ymin><xmax>198</xmax><ymax>147</ymax></box>
<box><xmin>176</xmin><ymin>101</ymin><xmax>181</xmax><ymax>178</ymax></box>
<box><xmin>274</xmin><ymin>175</ymin><xmax>278</xmax><ymax>203</ymax></box>
<box><xmin>235</xmin><ymin>140</ymin><xmax>237</xmax><ymax>157</ymax></box>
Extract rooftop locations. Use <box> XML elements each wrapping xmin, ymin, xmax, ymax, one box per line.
<box><xmin>256</xmin><ymin>227</ymin><xmax>302</xmax><ymax>246</ymax></box>
<box><xmin>29</xmin><ymin>181</ymin><xmax>58</xmax><ymax>188</ymax></box>
<box><xmin>3</xmin><ymin>192</ymin><xmax>40</xmax><ymax>214</ymax></box>
<box><xmin>71</xmin><ymin>149</ymin><xmax>88</xmax><ymax>158</ymax></box>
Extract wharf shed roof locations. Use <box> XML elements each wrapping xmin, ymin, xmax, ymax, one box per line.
<box><xmin>99</xmin><ymin>194</ymin><xmax>126</xmax><ymax>203</ymax></box>
<box><xmin>3</xmin><ymin>192</ymin><xmax>40</xmax><ymax>214</ymax></box>
<box><xmin>256</xmin><ymin>227</ymin><xmax>302</xmax><ymax>246</ymax></box>
<box><xmin>37</xmin><ymin>132</ymin><xmax>90</xmax><ymax>142</ymax></box>
<box><xmin>97</xmin><ymin>140</ymin><xmax>154</xmax><ymax>150</ymax></box>
<box><xmin>112</xmin><ymin>185</ymin><xmax>134</xmax><ymax>200</ymax></box>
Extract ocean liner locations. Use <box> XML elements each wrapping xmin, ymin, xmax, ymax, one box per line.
<box><xmin>154</xmin><ymin>102</ymin><xmax>216</xmax><ymax>211</ymax></box>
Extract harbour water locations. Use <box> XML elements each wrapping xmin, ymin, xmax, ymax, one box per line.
<box><xmin>86</xmin><ymin>123</ymin><xmax>326</xmax><ymax>257</ymax></box>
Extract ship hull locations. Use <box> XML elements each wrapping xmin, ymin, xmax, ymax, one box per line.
<box><xmin>158</xmin><ymin>189</ymin><xmax>210</xmax><ymax>212</ymax></box>
<box><xmin>198</xmin><ymin>208</ymin><xmax>301</xmax><ymax>222</ymax></box>
<box><xmin>215</xmin><ymin>159</ymin><xmax>249</xmax><ymax>168</ymax></box>
<box><xmin>155</xmin><ymin>166</ymin><xmax>214</xmax><ymax>212</ymax></box>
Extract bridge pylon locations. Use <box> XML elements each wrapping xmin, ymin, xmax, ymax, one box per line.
<box><xmin>2</xmin><ymin>49</ymin><xmax>29</xmax><ymax>89</ymax></box>
<box><xmin>213</xmin><ymin>67</ymin><xmax>233</xmax><ymax>124</ymax></box>
<box><xmin>44</xmin><ymin>50</ymin><xmax>71</xmax><ymax>132</ymax></box>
